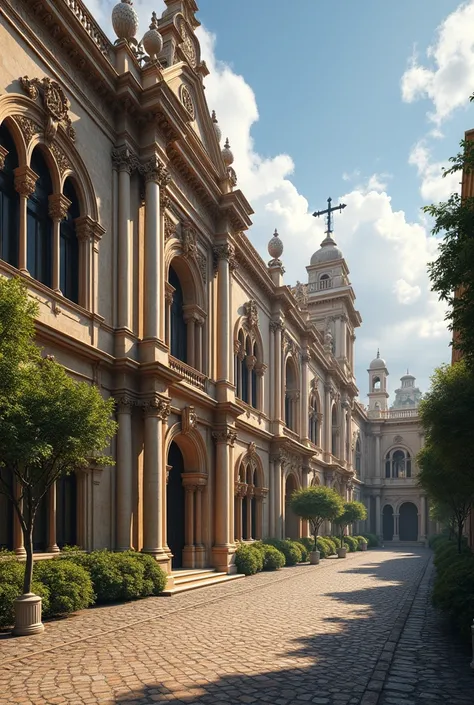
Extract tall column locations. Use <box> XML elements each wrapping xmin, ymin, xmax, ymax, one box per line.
<box><xmin>394</xmin><ymin>513</ymin><xmax>400</xmax><ymax>541</ymax></box>
<box><xmin>116</xmin><ymin>399</ymin><xmax>134</xmax><ymax>551</ymax></box>
<box><xmin>324</xmin><ymin>383</ymin><xmax>332</xmax><ymax>456</ymax></box>
<box><xmin>185</xmin><ymin>314</ymin><xmax>196</xmax><ymax>368</ymax></box>
<box><xmin>214</xmin><ymin>245</ymin><xmax>235</xmax><ymax>382</ymax></box>
<box><xmin>340</xmin><ymin>407</ymin><xmax>347</xmax><ymax>462</ymax></box>
<box><xmin>271</xmin><ymin>321</ymin><xmax>283</xmax><ymax>421</ymax></box>
<box><xmin>47</xmin><ymin>483</ymin><xmax>60</xmax><ymax>553</ymax></box>
<box><xmin>75</xmin><ymin>217</ymin><xmax>93</xmax><ymax>310</ymax></box>
<box><xmin>143</xmin><ymin>157</ymin><xmax>163</xmax><ymax>340</ymax></box>
<box><xmin>212</xmin><ymin>429</ymin><xmax>237</xmax><ymax>572</ymax></box>
<box><xmin>195</xmin><ymin>486</ymin><xmax>204</xmax><ymax>546</ymax></box>
<box><xmin>375</xmin><ymin>494</ymin><xmax>381</xmax><ymax>538</ymax></box>
<box><xmin>375</xmin><ymin>433</ymin><xmax>381</xmax><ymax>477</ymax></box>
<box><xmin>301</xmin><ymin>350</ymin><xmax>310</xmax><ymax>441</ymax></box>
<box><xmin>184</xmin><ymin>485</ymin><xmax>195</xmax><ymax>547</ymax></box>
<box><xmin>13</xmin><ymin>480</ymin><xmax>26</xmax><ymax>557</ymax></box>
<box><xmin>255</xmin><ymin>491</ymin><xmax>266</xmax><ymax>540</ymax></box>
<box><xmin>246</xmin><ymin>492</ymin><xmax>253</xmax><ymax>539</ymax></box>
<box><xmin>235</xmin><ymin>492</ymin><xmax>242</xmax><ymax>541</ymax></box>
<box><xmin>142</xmin><ymin>398</ymin><xmax>170</xmax><ymax>557</ymax></box>
<box><xmin>165</xmin><ymin>285</ymin><xmax>173</xmax><ymax>346</ymax></box>
<box><xmin>195</xmin><ymin>317</ymin><xmax>204</xmax><ymax>372</ymax></box>
<box><xmin>301</xmin><ymin>467</ymin><xmax>309</xmax><ymax>537</ymax></box>
<box><xmin>14</xmin><ymin>166</ymin><xmax>38</xmax><ymax>273</ymax></box>
<box><xmin>272</xmin><ymin>454</ymin><xmax>284</xmax><ymax>539</ymax></box>
<box><xmin>48</xmin><ymin>194</ymin><xmax>71</xmax><ymax>293</ymax></box>
<box><xmin>317</xmin><ymin>412</ymin><xmax>323</xmax><ymax>448</ymax></box>
<box><xmin>113</xmin><ymin>148</ymin><xmax>133</xmax><ymax>330</ymax></box>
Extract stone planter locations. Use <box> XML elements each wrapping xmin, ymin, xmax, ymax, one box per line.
<box><xmin>337</xmin><ymin>547</ymin><xmax>347</xmax><ymax>559</ymax></box>
<box><xmin>12</xmin><ymin>593</ymin><xmax>44</xmax><ymax>636</ymax></box>
<box><xmin>359</xmin><ymin>541</ymin><xmax>368</xmax><ymax>551</ymax></box>
<box><xmin>309</xmin><ymin>550</ymin><xmax>320</xmax><ymax>565</ymax></box>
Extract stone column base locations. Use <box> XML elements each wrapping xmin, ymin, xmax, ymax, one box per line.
<box><xmin>194</xmin><ymin>545</ymin><xmax>206</xmax><ymax>568</ymax></box>
<box><xmin>12</xmin><ymin>593</ymin><xmax>44</xmax><ymax>636</ymax></box>
<box><xmin>182</xmin><ymin>545</ymin><xmax>196</xmax><ymax>569</ymax></box>
<box><xmin>212</xmin><ymin>545</ymin><xmax>237</xmax><ymax>574</ymax></box>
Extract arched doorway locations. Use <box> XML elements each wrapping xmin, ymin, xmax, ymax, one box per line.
<box><xmin>57</xmin><ymin>474</ymin><xmax>77</xmax><ymax>548</ymax></box>
<box><xmin>399</xmin><ymin>502</ymin><xmax>418</xmax><ymax>541</ymax></box>
<box><xmin>284</xmin><ymin>474</ymin><xmax>299</xmax><ymax>539</ymax></box>
<box><xmin>166</xmin><ymin>442</ymin><xmax>186</xmax><ymax>569</ymax></box>
<box><xmin>383</xmin><ymin>505</ymin><xmax>394</xmax><ymax>541</ymax></box>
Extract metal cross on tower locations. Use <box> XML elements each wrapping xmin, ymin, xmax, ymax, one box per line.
<box><xmin>313</xmin><ymin>197</ymin><xmax>347</xmax><ymax>236</ymax></box>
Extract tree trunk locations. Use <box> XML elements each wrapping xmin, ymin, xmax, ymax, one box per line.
<box><xmin>23</xmin><ymin>526</ymin><xmax>34</xmax><ymax>595</ymax></box>
<box><xmin>457</xmin><ymin>518</ymin><xmax>464</xmax><ymax>554</ymax></box>
<box><xmin>313</xmin><ymin>527</ymin><xmax>318</xmax><ymax>552</ymax></box>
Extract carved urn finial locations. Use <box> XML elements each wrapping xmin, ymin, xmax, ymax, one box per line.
<box><xmin>142</xmin><ymin>11</ymin><xmax>163</xmax><ymax>61</ymax></box>
<box><xmin>212</xmin><ymin>110</ymin><xmax>222</xmax><ymax>143</ymax></box>
<box><xmin>112</xmin><ymin>0</ymin><xmax>139</xmax><ymax>44</ymax></box>
<box><xmin>268</xmin><ymin>228</ymin><xmax>284</xmax><ymax>260</ymax></box>
<box><xmin>222</xmin><ymin>137</ymin><xmax>234</xmax><ymax>166</ymax></box>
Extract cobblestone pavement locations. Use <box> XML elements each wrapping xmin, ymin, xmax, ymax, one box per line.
<box><xmin>0</xmin><ymin>548</ymin><xmax>472</xmax><ymax>705</ymax></box>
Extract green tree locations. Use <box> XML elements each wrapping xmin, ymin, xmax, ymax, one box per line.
<box><xmin>424</xmin><ymin>131</ymin><xmax>474</xmax><ymax>366</ymax></box>
<box><xmin>290</xmin><ymin>486</ymin><xmax>344</xmax><ymax>552</ymax></box>
<box><xmin>334</xmin><ymin>501</ymin><xmax>368</xmax><ymax>548</ymax></box>
<box><xmin>417</xmin><ymin>442</ymin><xmax>474</xmax><ymax>553</ymax></box>
<box><xmin>0</xmin><ymin>278</ymin><xmax>117</xmax><ymax>602</ymax></box>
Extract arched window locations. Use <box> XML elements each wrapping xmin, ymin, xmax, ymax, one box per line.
<box><xmin>319</xmin><ymin>274</ymin><xmax>331</xmax><ymax>290</ymax></box>
<box><xmin>60</xmin><ymin>179</ymin><xmax>79</xmax><ymax>303</ymax></box>
<box><xmin>234</xmin><ymin>456</ymin><xmax>267</xmax><ymax>541</ymax></box>
<box><xmin>169</xmin><ymin>264</ymin><xmax>187</xmax><ymax>363</ymax></box>
<box><xmin>234</xmin><ymin>330</ymin><xmax>263</xmax><ymax>410</ymax></box>
<box><xmin>0</xmin><ymin>124</ymin><xmax>19</xmax><ymax>268</ymax></box>
<box><xmin>27</xmin><ymin>149</ymin><xmax>52</xmax><ymax>287</ymax></box>
<box><xmin>309</xmin><ymin>394</ymin><xmax>319</xmax><ymax>445</ymax></box>
<box><xmin>331</xmin><ymin>405</ymin><xmax>338</xmax><ymax>456</ymax></box>
<box><xmin>355</xmin><ymin>437</ymin><xmax>361</xmax><ymax>475</ymax></box>
<box><xmin>385</xmin><ymin>448</ymin><xmax>411</xmax><ymax>478</ymax></box>
<box><xmin>373</xmin><ymin>376</ymin><xmax>381</xmax><ymax>391</ymax></box>
<box><xmin>285</xmin><ymin>358</ymin><xmax>299</xmax><ymax>431</ymax></box>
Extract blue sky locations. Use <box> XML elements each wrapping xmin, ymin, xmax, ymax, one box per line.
<box><xmin>93</xmin><ymin>0</ymin><xmax>474</xmax><ymax>402</ymax></box>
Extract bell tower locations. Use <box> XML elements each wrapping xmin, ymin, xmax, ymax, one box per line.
<box><xmin>368</xmin><ymin>351</ymin><xmax>389</xmax><ymax>412</ymax></box>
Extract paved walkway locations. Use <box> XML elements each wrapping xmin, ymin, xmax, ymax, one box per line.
<box><xmin>0</xmin><ymin>548</ymin><xmax>472</xmax><ymax>705</ymax></box>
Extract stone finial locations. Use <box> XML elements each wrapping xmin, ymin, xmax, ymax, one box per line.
<box><xmin>212</xmin><ymin>110</ymin><xmax>222</xmax><ymax>143</ymax></box>
<box><xmin>142</xmin><ymin>11</ymin><xmax>163</xmax><ymax>62</ymax></box>
<box><xmin>112</xmin><ymin>0</ymin><xmax>139</xmax><ymax>44</ymax></box>
<box><xmin>268</xmin><ymin>228</ymin><xmax>284</xmax><ymax>260</ymax></box>
<box><xmin>222</xmin><ymin>137</ymin><xmax>234</xmax><ymax>166</ymax></box>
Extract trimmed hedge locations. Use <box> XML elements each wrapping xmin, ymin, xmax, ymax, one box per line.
<box><xmin>295</xmin><ymin>541</ymin><xmax>309</xmax><ymax>562</ymax></box>
<box><xmin>298</xmin><ymin>536</ymin><xmax>316</xmax><ymax>553</ymax></box>
<box><xmin>362</xmin><ymin>533</ymin><xmax>379</xmax><ymax>548</ymax></box>
<box><xmin>0</xmin><ymin>558</ymin><xmax>50</xmax><ymax>629</ymax></box>
<box><xmin>262</xmin><ymin>545</ymin><xmax>285</xmax><ymax>571</ymax></box>
<box><xmin>355</xmin><ymin>535</ymin><xmax>368</xmax><ymax>545</ymax></box>
<box><xmin>235</xmin><ymin>544</ymin><xmax>260</xmax><ymax>575</ymax></box>
<box><xmin>431</xmin><ymin>537</ymin><xmax>474</xmax><ymax>640</ymax></box>
<box><xmin>34</xmin><ymin>560</ymin><xmax>94</xmax><ymax>617</ymax></box>
<box><xmin>344</xmin><ymin>536</ymin><xmax>359</xmax><ymax>553</ymax></box>
<box><xmin>264</xmin><ymin>539</ymin><xmax>302</xmax><ymax>566</ymax></box>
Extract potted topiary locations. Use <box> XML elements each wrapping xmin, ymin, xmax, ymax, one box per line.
<box><xmin>357</xmin><ymin>536</ymin><xmax>368</xmax><ymax>551</ymax></box>
<box><xmin>333</xmin><ymin>501</ymin><xmax>368</xmax><ymax>558</ymax></box>
<box><xmin>290</xmin><ymin>486</ymin><xmax>344</xmax><ymax>565</ymax></box>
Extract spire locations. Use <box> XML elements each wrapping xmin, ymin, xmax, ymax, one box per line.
<box><xmin>377</xmin><ymin>348</ymin><xmax>380</xmax><ymax>359</ymax></box>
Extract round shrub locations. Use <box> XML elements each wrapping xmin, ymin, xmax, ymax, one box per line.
<box><xmin>322</xmin><ymin>537</ymin><xmax>337</xmax><ymax>555</ymax></box>
<box><xmin>265</xmin><ymin>539</ymin><xmax>302</xmax><ymax>566</ymax></box>
<box><xmin>262</xmin><ymin>545</ymin><xmax>285</xmax><ymax>571</ymax></box>
<box><xmin>123</xmin><ymin>552</ymin><xmax>167</xmax><ymax>596</ymax></box>
<box><xmin>362</xmin><ymin>533</ymin><xmax>379</xmax><ymax>548</ymax></box>
<box><xmin>296</xmin><ymin>541</ymin><xmax>309</xmax><ymax>562</ymax></box>
<box><xmin>429</xmin><ymin>534</ymin><xmax>449</xmax><ymax>549</ymax></box>
<box><xmin>34</xmin><ymin>559</ymin><xmax>94</xmax><ymax>617</ymax></box>
<box><xmin>112</xmin><ymin>554</ymin><xmax>146</xmax><ymax>600</ymax></box>
<box><xmin>249</xmin><ymin>543</ymin><xmax>265</xmax><ymax>572</ymax></box>
<box><xmin>235</xmin><ymin>544</ymin><xmax>259</xmax><ymax>575</ymax></box>
<box><xmin>66</xmin><ymin>551</ymin><xmax>123</xmax><ymax>603</ymax></box>
<box><xmin>432</xmin><ymin>553</ymin><xmax>474</xmax><ymax>639</ymax></box>
<box><xmin>328</xmin><ymin>536</ymin><xmax>342</xmax><ymax>548</ymax></box>
<box><xmin>0</xmin><ymin>558</ymin><xmax>49</xmax><ymax>629</ymax></box>
<box><xmin>355</xmin><ymin>535</ymin><xmax>368</xmax><ymax>545</ymax></box>
<box><xmin>298</xmin><ymin>536</ymin><xmax>316</xmax><ymax>554</ymax></box>
<box><xmin>344</xmin><ymin>536</ymin><xmax>359</xmax><ymax>552</ymax></box>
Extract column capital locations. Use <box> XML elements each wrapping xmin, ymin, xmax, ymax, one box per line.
<box><xmin>48</xmin><ymin>193</ymin><xmax>71</xmax><ymax>221</ymax></box>
<box><xmin>75</xmin><ymin>215</ymin><xmax>105</xmax><ymax>243</ymax></box>
<box><xmin>143</xmin><ymin>154</ymin><xmax>170</xmax><ymax>185</ymax></box>
<box><xmin>213</xmin><ymin>242</ymin><xmax>237</xmax><ymax>273</ymax></box>
<box><xmin>269</xmin><ymin>318</ymin><xmax>285</xmax><ymax>333</ymax></box>
<box><xmin>0</xmin><ymin>145</ymin><xmax>9</xmax><ymax>170</ymax></box>
<box><xmin>112</xmin><ymin>146</ymin><xmax>140</xmax><ymax>173</ymax></box>
<box><xmin>142</xmin><ymin>396</ymin><xmax>171</xmax><ymax>419</ymax></box>
<box><xmin>212</xmin><ymin>428</ymin><xmax>237</xmax><ymax>446</ymax></box>
<box><xmin>115</xmin><ymin>395</ymin><xmax>138</xmax><ymax>414</ymax></box>
<box><xmin>14</xmin><ymin>165</ymin><xmax>38</xmax><ymax>196</ymax></box>
<box><xmin>255</xmin><ymin>362</ymin><xmax>267</xmax><ymax>378</ymax></box>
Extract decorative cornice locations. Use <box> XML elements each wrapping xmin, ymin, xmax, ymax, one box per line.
<box><xmin>19</xmin><ymin>76</ymin><xmax>75</xmax><ymax>144</ymax></box>
<box><xmin>13</xmin><ymin>115</ymin><xmax>41</xmax><ymax>148</ymax></box>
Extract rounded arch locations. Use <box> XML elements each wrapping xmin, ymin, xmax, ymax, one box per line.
<box><xmin>0</xmin><ymin>95</ymin><xmax>99</xmax><ymax>220</ymax></box>
<box><xmin>398</xmin><ymin>501</ymin><xmax>418</xmax><ymax>541</ymax></box>
<box><xmin>234</xmin><ymin>449</ymin><xmax>265</xmax><ymax>487</ymax></box>
<box><xmin>165</xmin><ymin>247</ymin><xmax>205</xmax><ymax>310</ymax></box>
<box><xmin>164</xmin><ymin>422</ymin><xmax>208</xmax><ymax>475</ymax></box>
<box><xmin>232</xmin><ymin>315</ymin><xmax>265</xmax><ymax>364</ymax></box>
<box><xmin>382</xmin><ymin>503</ymin><xmax>394</xmax><ymax>541</ymax></box>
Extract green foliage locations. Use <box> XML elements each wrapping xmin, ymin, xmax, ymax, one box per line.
<box><xmin>334</xmin><ymin>501</ymin><xmax>368</xmax><ymax>548</ymax></box>
<box><xmin>122</xmin><ymin>552</ymin><xmax>167</xmax><ymax>596</ymax></box>
<box><xmin>343</xmin><ymin>536</ymin><xmax>359</xmax><ymax>552</ymax></box>
<box><xmin>290</xmin><ymin>487</ymin><xmax>344</xmax><ymax>545</ymax></box>
<box><xmin>295</xmin><ymin>541</ymin><xmax>309</xmax><ymax>562</ymax></box>
<box><xmin>320</xmin><ymin>537</ymin><xmax>337</xmax><ymax>556</ymax></box>
<box><xmin>354</xmin><ymin>535</ymin><xmax>368</xmax><ymax>545</ymax></box>
<box><xmin>362</xmin><ymin>533</ymin><xmax>379</xmax><ymax>548</ymax></box>
<box><xmin>329</xmin><ymin>535</ymin><xmax>342</xmax><ymax>548</ymax></box>
<box><xmin>0</xmin><ymin>558</ymin><xmax>49</xmax><ymax>629</ymax></box>
<box><xmin>431</xmin><ymin>536</ymin><xmax>474</xmax><ymax>640</ymax></box>
<box><xmin>261</xmin><ymin>545</ymin><xmax>285</xmax><ymax>571</ymax></box>
<box><xmin>34</xmin><ymin>560</ymin><xmax>94</xmax><ymax>617</ymax></box>
<box><xmin>429</xmin><ymin>533</ymin><xmax>450</xmax><ymax>549</ymax></box>
<box><xmin>235</xmin><ymin>544</ymin><xmax>259</xmax><ymax>575</ymax></box>
<box><xmin>298</xmin><ymin>537</ymin><xmax>315</xmax><ymax>554</ymax></box>
<box><xmin>264</xmin><ymin>539</ymin><xmax>302</xmax><ymax>566</ymax></box>
<box><xmin>422</xmin><ymin>136</ymin><xmax>474</xmax><ymax>366</ymax></box>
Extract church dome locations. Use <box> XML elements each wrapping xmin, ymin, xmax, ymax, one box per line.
<box><xmin>369</xmin><ymin>350</ymin><xmax>386</xmax><ymax>370</ymax></box>
<box><xmin>310</xmin><ymin>234</ymin><xmax>343</xmax><ymax>265</ymax></box>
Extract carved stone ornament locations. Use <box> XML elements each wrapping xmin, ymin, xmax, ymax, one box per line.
<box><xmin>195</xmin><ymin>250</ymin><xmax>207</xmax><ymax>284</ymax></box>
<box><xmin>164</xmin><ymin>214</ymin><xmax>177</xmax><ymax>241</ymax></box>
<box><xmin>112</xmin><ymin>146</ymin><xmax>140</xmax><ymax>174</ymax></box>
<box><xmin>177</xmin><ymin>17</ymin><xmax>197</xmax><ymax>68</ymax></box>
<box><xmin>213</xmin><ymin>243</ymin><xmax>237</xmax><ymax>274</ymax></box>
<box><xmin>20</xmin><ymin>76</ymin><xmax>75</xmax><ymax>143</ymax></box>
<box><xmin>244</xmin><ymin>299</ymin><xmax>258</xmax><ymax>331</ymax></box>
<box><xmin>14</xmin><ymin>165</ymin><xmax>38</xmax><ymax>197</ymax></box>
<box><xmin>142</xmin><ymin>397</ymin><xmax>171</xmax><ymax>419</ymax></box>
<box><xmin>0</xmin><ymin>146</ymin><xmax>8</xmax><ymax>171</ymax></box>
<box><xmin>181</xmin><ymin>222</ymin><xmax>197</xmax><ymax>259</ymax></box>
<box><xmin>212</xmin><ymin>429</ymin><xmax>237</xmax><ymax>446</ymax></box>
<box><xmin>144</xmin><ymin>155</ymin><xmax>170</xmax><ymax>185</ymax></box>
<box><xmin>248</xmin><ymin>442</ymin><xmax>257</xmax><ymax>457</ymax></box>
<box><xmin>14</xmin><ymin>115</ymin><xmax>41</xmax><ymax>147</ymax></box>
<box><xmin>269</xmin><ymin>319</ymin><xmax>284</xmax><ymax>333</ymax></box>
<box><xmin>394</xmin><ymin>435</ymin><xmax>403</xmax><ymax>444</ymax></box>
<box><xmin>48</xmin><ymin>193</ymin><xmax>71</xmax><ymax>221</ymax></box>
<box><xmin>180</xmin><ymin>85</ymin><xmax>195</xmax><ymax>120</ymax></box>
<box><xmin>50</xmin><ymin>143</ymin><xmax>72</xmax><ymax>177</ymax></box>
<box><xmin>182</xmin><ymin>405</ymin><xmax>197</xmax><ymax>434</ymax></box>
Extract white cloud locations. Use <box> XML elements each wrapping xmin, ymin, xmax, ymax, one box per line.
<box><xmin>401</xmin><ymin>0</ymin><xmax>474</xmax><ymax>124</ymax></box>
<box><xmin>408</xmin><ymin>140</ymin><xmax>460</xmax><ymax>201</ymax></box>
<box><xmin>393</xmin><ymin>279</ymin><xmax>421</xmax><ymax>305</ymax></box>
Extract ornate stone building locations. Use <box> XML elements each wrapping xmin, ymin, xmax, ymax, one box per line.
<box><xmin>0</xmin><ymin>0</ymin><xmax>429</xmax><ymax>583</ymax></box>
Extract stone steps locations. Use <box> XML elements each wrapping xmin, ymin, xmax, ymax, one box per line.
<box><xmin>162</xmin><ymin>568</ymin><xmax>245</xmax><ymax>596</ymax></box>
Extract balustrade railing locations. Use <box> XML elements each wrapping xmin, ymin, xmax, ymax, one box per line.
<box><xmin>62</xmin><ymin>0</ymin><xmax>112</xmax><ymax>58</ymax></box>
<box><xmin>169</xmin><ymin>356</ymin><xmax>207</xmax><ymax>392</ymax></box>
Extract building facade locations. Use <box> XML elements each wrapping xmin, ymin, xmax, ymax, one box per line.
<box><xmin>0</xmin><ymin>0</ymin><xmax>429</xmax><ymax>578</ymax></box>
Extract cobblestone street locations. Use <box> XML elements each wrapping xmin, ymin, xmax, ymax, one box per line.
<box><xmin>0</xmin><ymin>549</ymin><xmax>472</xmax><ymax>705</ymax></box>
